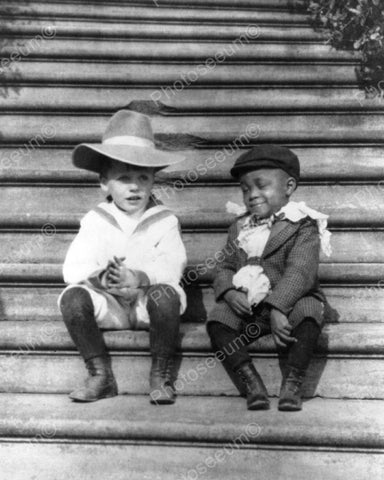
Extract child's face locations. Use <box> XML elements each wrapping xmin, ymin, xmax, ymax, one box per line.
<box><xmin>101</xmin><ymin>160</ymin><xmax>155</xmax><ymax>215</ymax></box>
<box><xmin>239</xmin><ymin>168</ymin><xmax>296</xmax><ymax>218</ymax></box>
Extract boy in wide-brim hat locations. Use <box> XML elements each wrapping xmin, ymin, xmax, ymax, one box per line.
<box><xmin>207</xmin><ymin>145</ymin><xmax>332</xmax><ymax>411</ymax></box>
<box><xmin>58</xmin><ymin>109</ymin><xmax>187</xmax><ymax>405</ymax></box>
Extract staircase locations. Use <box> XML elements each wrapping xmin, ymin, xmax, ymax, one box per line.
<box><xmin>1</xmin><ymin>1</ymin><xmax>384</xmax><ymax>478</ymax></box>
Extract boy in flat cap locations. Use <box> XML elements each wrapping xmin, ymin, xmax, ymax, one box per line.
<box><xmin>58</xmin><ymin>110</ymin><xmax>187</xmax><ymax>405</ymax></box>
<box><xmin>207</xmin><ymin>145</ymin><xmax>332</xmax><ymax>411</ymax></box>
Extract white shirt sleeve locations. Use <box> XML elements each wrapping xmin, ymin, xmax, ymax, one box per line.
<box><xmin>143</xmin><ymin>219</ymin><xmax>187</xmax><ymax>286</ymax></box>
<box><xmin>62</xmin><ymin>213</ymin><xmax>104</xmax><ymax>284</ymax></box>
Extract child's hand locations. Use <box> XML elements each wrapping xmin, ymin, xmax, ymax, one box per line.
<box><xmin>224</xmin><ymin>289</ymin><xmax>252</xmax><ymax>317</ymax></box>
<box><xmin>107</xmin><ymin>256</ymin><xmax>140</xmax><ymax>289</ymax></box>
<box><xmin>270</xmin><ymin>308</ymin><xmax>297</xmax><ymax>348</ymax></box>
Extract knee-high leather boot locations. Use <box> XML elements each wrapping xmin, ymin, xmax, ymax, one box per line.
<box><xmin>147</xmin><ymin>284</ymin><xmax>180</xmax><ymax>405</ymax></box>
<box><xmin>60</xmin><ymin>287</ymin><xmax>118</xmax><ymax>402</ymax></box>
<box><xmin>235</xmin><ymin>362</ymin><xmax>270</xmax><ymax>410</ymax></box>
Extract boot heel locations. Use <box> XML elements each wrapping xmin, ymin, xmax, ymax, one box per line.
<box><xmin>149</xmin><ymin>382</ymin><xmax>175</xmax><ymax>405</ymax></box>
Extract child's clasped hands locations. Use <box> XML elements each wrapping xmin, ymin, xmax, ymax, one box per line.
<box><xmin>105</xmin><ymin>256</ymin><xmax>141</xmax><ymax>301</ymax></box>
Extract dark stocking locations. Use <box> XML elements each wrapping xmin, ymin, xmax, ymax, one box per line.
<box><xmin>60</xmin><ymin>287</ymin><xmax>107</xmax><ymax>361</ymax></box>
<box><xmin>287</xmin><ymin>318</ymin><xmax>321</xmax><ymax>371</ymax></box>
<box><xmin>147</xmin><ymin>284</ymin><xmax>180</xmax><ymax>357</ymax></box>
<box><xmin>207</xmin><ymin>321</ymin><xmax>252</xmax><ymax>372</ymax></box>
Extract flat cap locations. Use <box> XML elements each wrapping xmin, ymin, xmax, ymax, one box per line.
<box><xmin>230</xmin><ymin>145</ymin><xmax>300</xmax><ymax>181</ymax></box>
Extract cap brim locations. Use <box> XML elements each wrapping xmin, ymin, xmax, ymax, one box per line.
<box><xmin>230</xmin><ymin>160</ymin><xmax>299</xmax><ymax>182</ymax></box>
<box><xmin>72</xmin><ymin>144</ymin><xmax>186</xmax><ymax>173</ymax></box>
<box><xmin>230</xmin><ymin>160</ymin><xmax>277</xmax><ymax>179</ymax></box>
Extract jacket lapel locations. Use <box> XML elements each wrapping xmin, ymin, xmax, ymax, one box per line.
<box><xmin>262</xmin><ymin>220</ymin><xmax>300</xmax><ymax>258</ymax></box>
<box><xmin>235</xmin><ymin>216</ymin><xmax>251</xmax><ymax>265</ymax></box>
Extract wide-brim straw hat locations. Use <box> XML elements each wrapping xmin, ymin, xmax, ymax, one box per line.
<box><xmin>72</xmin><ymin>109</ymin><xmax>185</xmax><ymax>173</ymax></box>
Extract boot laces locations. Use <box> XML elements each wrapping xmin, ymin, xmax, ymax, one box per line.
<box><xmin>286</xmin><ymin>372</ymin><xmax>304</xmax><ymax>394</ymax></box>
<box><xmin>151</xmin><ymin>357</ymin><xmax>174</xmax><ymax>382</ymax></box>
<box><xmin>238</xmin><ymin>371</ymin><xmax>254</xmax><ymax>394</ymax></box>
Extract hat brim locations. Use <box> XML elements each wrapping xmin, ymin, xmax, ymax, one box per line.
<box><xmin>72</xmin><ymin>144</ymin><xmax>186</xmax><ymax>174</ymax></box>
<box><xmin>230</xmin><ymin>161</ymin><xmax>274</xmax><ymax>179</ymax></box>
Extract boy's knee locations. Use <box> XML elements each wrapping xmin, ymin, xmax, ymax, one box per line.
<box><xmin>293</xmin><ymin>317</ymin><xmax>320</xmax><ymax>336</ymax></box>
<box><xmin>147</xmin><ymin>284</ymin><xmax>179</xmax><ymax>312</ymax></box>
<box><xmin>60</xmin><ymin>287</ymin><xmax>93</xmax><ymax>315</ymax></box>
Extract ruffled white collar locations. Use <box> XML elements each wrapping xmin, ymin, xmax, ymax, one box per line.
<box><xmin>226</xmin><ymin>200</ymin><xmax>332</xmax><ymax>257</ymax></box>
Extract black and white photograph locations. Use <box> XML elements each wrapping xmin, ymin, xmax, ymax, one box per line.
<box><xmin>0</xmin><ymin>0</ymin><xmax>383</xmax><ymax>478</ymax></box>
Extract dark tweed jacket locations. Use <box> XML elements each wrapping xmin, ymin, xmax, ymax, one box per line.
<box><xmin>208</xmin><ymin>215</ymin><xmax>328</xmax><ymax>331</ymax></box>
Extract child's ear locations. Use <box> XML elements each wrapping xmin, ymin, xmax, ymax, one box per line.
<box><xmin>286</xmin><ymin>177</ymin><xmax>297</xmax><ymax>196</ymax></box>
<box><xmin>99</xmin><ymin>174</ymin><xmax>109</xmax><ymax>194</ymax></box>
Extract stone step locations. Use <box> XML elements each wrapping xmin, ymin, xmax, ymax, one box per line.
<box><xmin>0</xmin><ymin>185</ymin><xmax>383</xmax><ymax>228</ymax></box>
<box><xmin>1</xmin><ymin>395</ymin><xmax>383</xmax><ymax>460</ymax></box>
<box><xmin>1</xmin><ymin>114</ymin><xmax>382</xmax><ymax>145</ymax></box>
<box><xmin>0</xmin><ymin>61</ymin><xmax>359</xmax><ymax>85</ymax></box>
<box><xmin>1</xmin><ymin>263</ymin><xmax>382</xmax><ymax>286</ymax></box>
<box><xmin>1</xmin><ymin>395</ymin><xmax>384</xmax><ymax>480</ymax></box>
<box><xmin>2</xmin><ymin>321</ymin><xmax>384</xmax><ymax>354</ymax></box>
<box><xmin>1</xmin><ymin>349</ymin><xmax>383</xmax><ymax>396</ymax></box>
<box><xmin>1</xmin><ymin>21</ymin><xmax>326</xmax><ymax>42</ymax></box>
<box><xmin>2</xmin><ymin>286</ymin><xmax>383</xmax><ymax>324</ymax></box>
<box><xmin>2</xmin><ymin>286</ymin><xmax>383</xmax><ymax>323</ymax></box>
<box><xmin>1</xmin><ymin>147</ymin><xmax>383</xmax><ymax>182</ymax></box>
<box><xmin>0</xmin><ymin>2</ymin><xmax>310</xmax><ymax>24</ymax></box>
<box><xmin>1</xmin><ymin>87</ymin><xmax>382</xmax><ymax>113</ymax></box>
<box><xmin>0</xmin><ymin>0</ymin><xmax>381</xmax><ymax>476</ymax></box>
<box><xmin>0</xmin><ymin>39</ymin><xmax>358</xmax><ymax>62</ymax></box>
<box><xmin>2</xmin><ymin>0</ymin><xmax>306</xmax><ymax>9</ymax></box>
<box><xmin>105</xmin><ymin>0</ymin><xmax>306</xmax><ymax>7</ymax></box>
<box><xmin>2</xmin><ymin>437</ymin><xmax>384</xmax><ymax>480</ymax></box>
<box><xmin>1</xmin><ymin>231</ymin><xmax>384</xmax><ymax>265</ymax></box>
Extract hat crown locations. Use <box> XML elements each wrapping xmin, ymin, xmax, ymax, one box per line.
<box><xmin>102</xmin><ymin>110</ymin><xmax>155</xmax><ymax>147</ymax></box>
<box><xmin>72</xmin><ymin>109</ymin><xmax>185</xmax><ymax>173</ymax></box>
<box><xmin>230</xmin><ymin>144</ymin><xmax>300</xmax><ymax>181</ymax></box>
<box><xmin>241</xmin><ymin>145</ymin><xmax>297</xmax><ymax>162</ymax></box>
